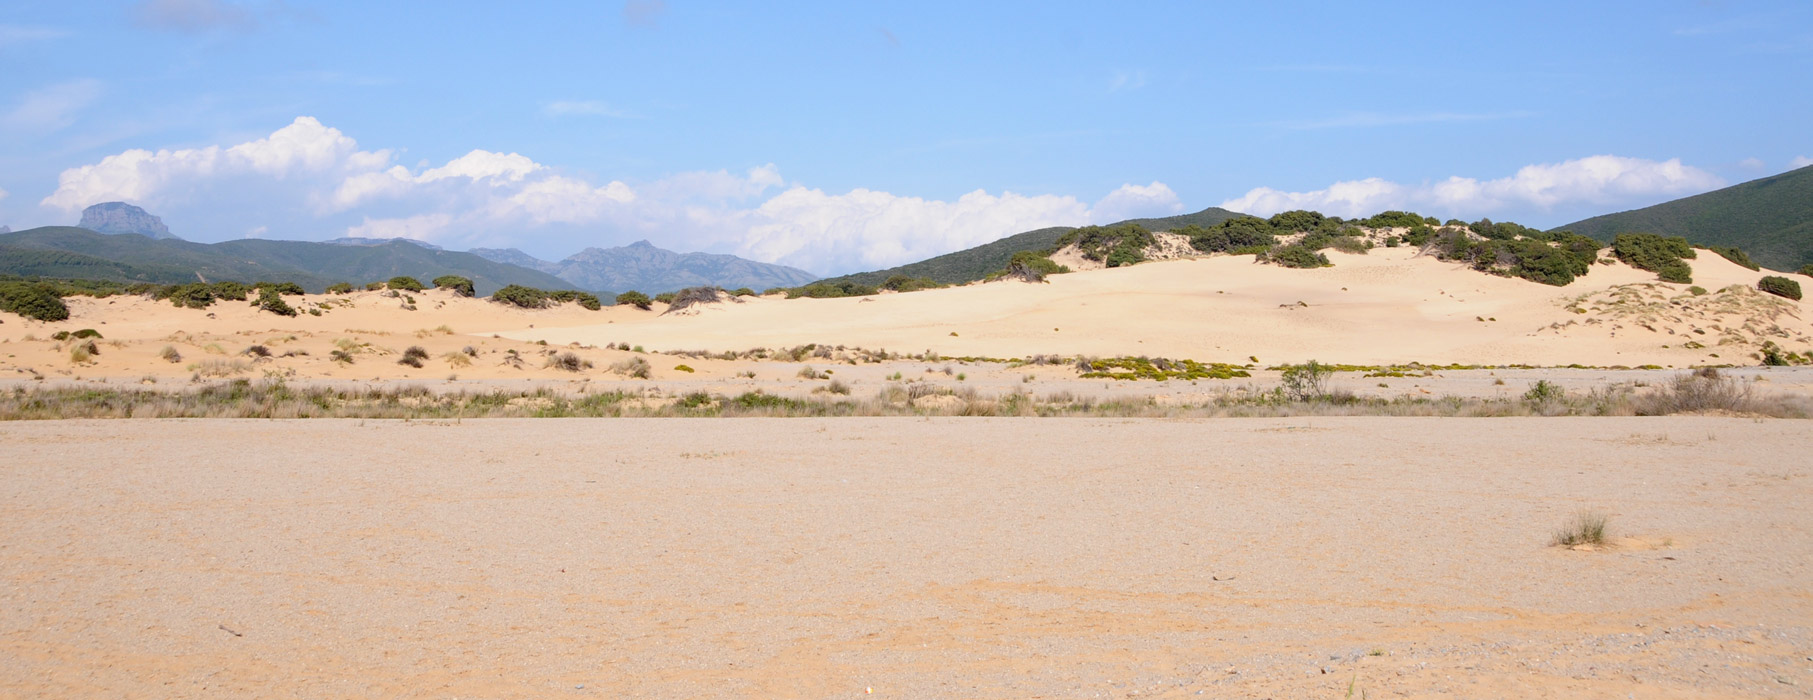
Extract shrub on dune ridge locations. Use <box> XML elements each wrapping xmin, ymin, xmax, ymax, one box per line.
<box><xmin>0</xmin><ymin>282</ymin><xmax>71</xmax><ymax>321</ymax></box>
<box><xmin>432</xmin><ymin>275</ymin><xmax>475</xmax><ymax>297</ymax></box>
<box><xmin>1758</xmin><ymin>276</ymin><xmax>1801</xmax><ymax>300</ymax></box>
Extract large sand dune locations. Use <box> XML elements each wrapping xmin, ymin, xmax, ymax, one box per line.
<box><xmin>1</xmin><ymin>418</ymin><xmax>1807</xmax><ymax>698</ymax></box>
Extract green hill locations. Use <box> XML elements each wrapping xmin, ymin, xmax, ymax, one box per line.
<box><xmin>0</xmin><ymin>227</ymin><xmax>575</xmax><ymax>295</ymax></box>
<box><xmin>822</xmin><ymin>206</ymin><xmax>1248</xmax><ymax>286</ymax></box>
<box><xmin>1558</xmin><ymin>165</ymin><xmax>1813</xmax><ymax>272</ymax></box>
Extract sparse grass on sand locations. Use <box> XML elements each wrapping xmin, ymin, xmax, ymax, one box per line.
<box><xmin>1553</xmin><ymin>511</ymin><xmax>1610</xmax><ymax>547</ymax></box>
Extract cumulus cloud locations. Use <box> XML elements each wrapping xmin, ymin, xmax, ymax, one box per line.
<box><xmin>132</xmin><ymin>0</ymin><xmax>255</xmax><ymax>32</ymax></box>
<box><xmin>4</xmin><ymin>79</ymin><xmax>103</xmax><ymax>133</ymax></box>
<box><xmin>39</xmin><ymin>116</ymin><xmax>1182</xmax><ymax>273</ymax></box>
<box><xmin>1222</xmin><ymin>155</ymin><xmax>1724</xmax><ymax>220</ymax></box>
<box><xmin>1792</xmin><ymin>155</ymin><xmax>1813</xmax><ymax>169</ymax></box>
<box><xmin>1739</xmin><ymin>157</ymin><xmax>1766</xmax><ymax>170</ymax></box>
<box><xmin>42</xmin><ymin>116</ymin><xmax>368</xmax><ymax>211</ymax></box>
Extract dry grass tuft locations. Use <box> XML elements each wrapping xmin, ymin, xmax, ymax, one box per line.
<box><xmin>1553</xmin><ymin>511</ymin><xmax>1609</xmax><ymax>547</ymax></box>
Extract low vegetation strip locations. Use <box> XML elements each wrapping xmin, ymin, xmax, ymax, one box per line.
<box><xmin>1</xmin><ymin>370</ymin><xmax>1804</xmax><ymax>420</ymax></box>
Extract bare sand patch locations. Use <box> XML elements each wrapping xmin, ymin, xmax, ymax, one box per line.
<box><xmin>1</xmin><ymin>417</ymin><xmax>1807</xmax><ymax>698</ymax></box>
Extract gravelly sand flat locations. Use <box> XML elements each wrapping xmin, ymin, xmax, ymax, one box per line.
<box><xmin>2</xmin><ymin>417</ymin><xmax>1809</xmax><ymax>698</ymax></box>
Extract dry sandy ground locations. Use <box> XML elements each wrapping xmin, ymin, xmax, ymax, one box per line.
<box><xmin>3</xmin><ymin>418</ymin><xmax>1809</xmax><ymax>698</ymax></box>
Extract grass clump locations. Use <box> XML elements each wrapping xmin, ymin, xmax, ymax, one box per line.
<box><xmin>159</xmin><ymin>345</ymin><xmax>183</xmax><ymax>363</ymax></box>
<box><xmin>1636</xmin><ymin>368</ymin><xmax>1751</xmax><ymax>415</ymax></box>
<box><xmin>673</xmin><ymin>364</ymin><xmax>695</xmax><ymax>373</ymax></box>
<box><xmin>326</xmin><ymin>282</ymin><xmax>354</xmax><ymax>295</ymax></box>
<box><xmin>610</xmin><ymin>356</ymin><xmax>651</xmax><ymax>379</ymax></box>
<box><xmin>441</xmin><ymin>351</ymin><xmax>473</xmax><ymax>368</ymax></box>
<box><xmin>398</xmin><ymin>346</ymin><xmax>430</xmax><ymax>368</ymax></box>
<box><xmin>1552</xmin><ymin>511</ymin><xmax>1609</xmax><ymax>547</ymax></box>
<box><xmin>545</xmin><ymin>352</ymin><xmax>593</xmax><ymax>372</ymax></box>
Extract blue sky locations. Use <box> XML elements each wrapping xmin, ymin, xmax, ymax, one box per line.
<box><xmin>2</xmin><ymin>1</ymin><xmax>1809</xmax><ymax>274</ymax></box>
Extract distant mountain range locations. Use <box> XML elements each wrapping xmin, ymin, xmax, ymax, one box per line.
<box><xmin>1559</xmin><ymin>165</ymin><xmax>1813</xmax><ymax>271</ymax></box>
<box><xmin>821</xmin><ymin>206</ymin><xmax>1249</xmax><ymax>287</ymax></box>
<box><xmin>470</xmin><ymin>241</ymin><xmax>818</xmax><ymax>294</ymax></box>
<box><xmin>0</xmin><ymin>226</ymin><xmax>573</xmax><ymax>295</ymax></box>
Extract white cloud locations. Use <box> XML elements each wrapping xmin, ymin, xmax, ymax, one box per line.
<box><xmin>43</xmin><ymin>116</ymin><xmax>369</xmax><ymax>211</ymax></box>
<box><xmin>1091</xmin><ymin>181</ymin><xmax>1184</xmax><ymax>223</ymax></box>
<box><xmin>4</xmin><ymin>79</ymin><xmax>103</xmax><ymax>132</ymax></box>
<box><xmin>743</xmin><ymin>188</ymin><xmax>1092</xmax><ymax>272</ymax></box>
<box><xmin>1222</xmin><ymin>155</ymin><xmax>1724</xmax><ymax>219</ymax></box>
<box><xmin>245</xmin><ymin>225</ymin><xmax>267</xmax><ymax>238</ymax></box>
<box><xmin>1739</xmin><ymin>157</ymin><xmax>1766</xmax><ymax>170</ymax></box>
<box><xmin>38</xmin><ymin>115</ymin><xmax>1184</xmax><ymax>274</ymax></box>
<box><xmin>544</xmin><ymin>100</ymin><xmax>632</xmax><ymax>118</ymax></box>
<box><xmin>1792</xmin><ymin>155</ymin><xmax>1813</xmax><ymax>169</ymax></box>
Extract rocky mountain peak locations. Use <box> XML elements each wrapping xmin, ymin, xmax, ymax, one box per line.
<box><xmin>79</xmin><ymin>202</ymin><xmax>180</xmax><ymax>240</ymax></box>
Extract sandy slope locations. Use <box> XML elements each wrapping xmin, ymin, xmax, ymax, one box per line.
<box><xmin>512</xmin><ymin>249</ymin><xmax>1810</xmax><ymax>366</ymax></box>
<box><xmin>2</xmin><ymin>251</ymin><xmax>1809</xmax><ymax>388</ymax></box>
<box><xmin>1</xmin><ymin>418</ymin><xmax>1807</xmax><ymax>698</ymax></box>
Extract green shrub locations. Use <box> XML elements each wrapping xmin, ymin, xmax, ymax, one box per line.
<box><xmin>155</xmin><ymin>283</ymin><xmax>217</xmax><ymax>309</ymax></box>
<box><xmin>492</xmin><ymin>284</ymin><xmax>551</xmax><ymax>309</ymax></box>
<box><xmin>615</xmin><ymin>291</ymin><xmax>653</xmax><ymax>310</ymax></box>
<box><xmin>255</xmin><ymin>287</ymin><xmax>298</xmax><ymax>316</ymax></box>
<box><xmin>1709</xmin><ymin>246</ymin><xmax>1760</xmax><ymax>271</ymax></box>
<box><xmin>1329</xmin><ymin>236</ymin><xmax>1370</xmax><ymax>254</ymax></box>
<box><xmin>71</xmin><ymin>328</ymin><xmax>102</xmax><ymax>339</ymax></box>
<box><xmin>995</xmin><ymin>250</ymin><xmax>1069</xmax><ymax>282</ymax></box>
<box><xmin>386</xmin><ymin>276</ymin><xmax>425</xmax><ymax>292</ymax></box>
<box><xmin>1552</xmin><ymin>511</ymin><xmax>1607</xmax><ymax>547</ymax></box>
<box><xmin>1523</xmin><ymin>379</ymin><xmax>1565</xmax><ymax>404</ymax></box>
<box><xmin>1279</xmin><ymin>360</ymin><xmax>1333</xmax><ymax>401</ymax></box>
<box><xmin>1801</xmin><ymin>264</ymin><xmax>1813</xmax><ymax>277</ymax></box>
<box><xmin>326</xmin><ymin>282</ymin><xmax>355</xmax><ymax>295</ymax></box>
<box><xmin>1053</xmin><ymin>223</ymin><xmax>1153</xmax><ymax>267</ymax></box>
<box><xmin>1758</xmin><ymin>275</ymin><xmax>1803</xmax><ymax>300</ymax></box>
<box><xmin>787</xmin><ymin>281</ymin><xmax>879</xmax><ymax>299</ymax></box>
<box><xmin>1612</xmin><ymin>233</ymin><xmax>1696</xmax><ymax>283</ymax></box>
<box><xmin>365</xmin><ymin>281</ymin><xmax>385</xmax><ymax>291</ymax></box>
<box><xmin>432</xmin><ymin>275</ymin><xmax>475</xmax><ymax>297</ymax></box>
<box><xmin>255</xmin><ymin>281</ymin><xmax>305</xmax><ymax>296</ymax></box>
<box><xmin>673</xmin><ymin>364</ymin><xmax>695</xmax><ymax>373</ymax></box>
<box><xmin>0</xmin><ymin>282</ymin><xmax>71</xmax><ymax>321</ymax></box>
<box><xmin>730</xmin><ymin>287</ymin><xmax>756</xmax><ymax>297</ymax></box>
<box><xmin>547</xmin><ymin>290</ymin><xmax>602</xmax><ymax>310</ymax></box>
<box><xmin>1268</xmin><ymin>245</ymin><xmax>1331</xmax><ymax>269</ymax></box>
<box><xmin>880</xmin><ymin>275</ymin><xmax>943</xmax><ymax>292</ymax></box>
<box><xmin>210</xmin><ymin>281</ymin><xmax>252</xmax><ymax>301</ymax></box>
<box><xmin>1180</xmin><ymin>217</ymin><xmax>1276</xmax><ymax>253</ymax></box>
<box><xmin>654</xmin><ymin>292</ymin><xmax>676</xmax><ymax>304</ymax></box>
<box><xmin>1267</xmin><ymin>210</ymin><xmax>1332</xmax><ymax>234</ymax></box>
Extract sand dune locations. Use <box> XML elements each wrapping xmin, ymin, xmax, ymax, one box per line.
<box><xmin>3</xmin><ymin>250</ymin><xmax>1808</xmax><ymax>390</ymax></box>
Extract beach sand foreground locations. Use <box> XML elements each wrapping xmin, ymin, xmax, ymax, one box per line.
<box><xmin>2</xmin><ymin>417</ymin><xmax>1807</xmax><ymax>698</ymax></box>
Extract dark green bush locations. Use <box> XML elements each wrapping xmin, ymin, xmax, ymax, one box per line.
<box><xmin>492</xmin><ymin>285</ymin><xmax>550</xmax><ymax>308</ymax></box>
<box><xmin>547</xmin><ymin>290</ymin><xmax>602</xmax><ymax>310</ymax></box>
<box><xmin>1268</xmin><ymin>245</ymin><xmax>1331</xmax><ymax>268</ymax></box>
<box><xmin>1181</xmin><ymin>217</ymin><xmax>1276</xmax><ymax>253</ymax></box>
<box><xmin>255</xmin><ymin>281</ymin><xmax>305</xmax><ymax>296</ymax></box>
<box><xmin>615</xmin><ymin>291</ymin><xmax>653</xmax><ymax>310</ymax></box>
<box><xmin>653</xmin><ymin>292</ymin><xmax>676</xmax><ymax>304</ymax></box>
<box><xmin>210</xmin><ymin>281</ymin><xmax>251</xmax><ymax>301</ymax></box>
<box><xmin>730</xmin><ymin>287</ymin><xmax>756</xmax><ymax>297</ymax></box>
<box><xmin>1709</xmin><ymin>246</ymin><xmax>1760</xmax><ymax>271</ymax></box>
<box><xmin>1800</xmin><ymin>264</ymin><xmax>1813</xmax><ymax>277</ymax></box>
<box><xmin>1612</xmin><ymin>233</ymin><xmax>1696</xmax><ymax>283</ymax></box>
<box><xmin>1758</xmin><ymin>275</ymin><xmax>1803</xmax><ymax>300</ymax></box>
<box><xmin>386</xmin><ymin>276</ymin><xmax>425</xmax><ymax>292</ymax></box>
<box><xmin>1267</xmin><ymin>210</ymin><xmax>1332</xmax><ymax>234</ymax></box>
<box><xmin>994</xmin><ymin>250</ymin><xmax>1069</xmax><ymax>282</ymax></box>
<box><xmin>0</xmin><ymin>282</ymin><xmax>71</xmax><ymax>321</ymax></box>
<box><xmin>1053</xmin><ymin>223</ymin><xmax>1153</xmax><ymax>267</ymax></box>
<box><xmin>156</xmin><ymin>283</ymin><xmax>217</xmax><ymax>309</ymax></box>
<box><xmin>326</xmin><ymin>282</ymin><xmax>354</xmax><ymax>295</ymax></box>
<box><xmin>787</xmin><ymin>281</ymin><xmax>879</xmax><ymax>298</ymax></box>
<box><xmin>432</xmin><ymin>275</ymin><xmax>475</xmax><ymax>297</ymax></box>
<box><xmin>1357</xmin><ymin>210</ymin><xmax>1429</xmax><ymax>229</ymax></box>
<box><xmin>365</xmin><ymin>281</ymin><xmax>385</xmax><ymax>291</ymax></box>
<box><xmin>880</xmin><ymin>275</ymin><xmax>943</xmax><ymax>292</ymax></box>
<box><xmin>255</xmin><ymin>287</ymin><xmax>298</xmax><ymax>316</ymax></box>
